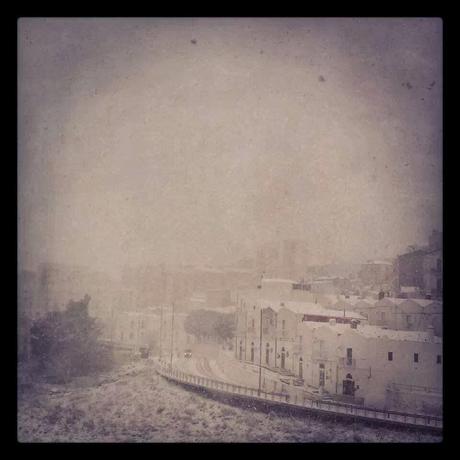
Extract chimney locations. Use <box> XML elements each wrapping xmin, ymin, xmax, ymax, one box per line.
<box><xmin>329</xmin><ymin>318</ymin><xmax>336</xmax><ymax>326</ymax></box>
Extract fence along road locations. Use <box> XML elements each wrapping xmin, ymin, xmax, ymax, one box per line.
<box><xmin>153</xmin><ymin>359</ymin><xmax>442</xmax><ymax>432</ymax></box>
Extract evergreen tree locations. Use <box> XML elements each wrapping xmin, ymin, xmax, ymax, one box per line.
<box><xmin>30</xmin><ymin>294</ymin><xmax>113</xmax><ymax>383</ymax></box>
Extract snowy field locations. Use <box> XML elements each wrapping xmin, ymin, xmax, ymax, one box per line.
<box><xmin>17</xmin><ymin>360</ymin><xmax>442</xmax><ymax>443</ymax></box>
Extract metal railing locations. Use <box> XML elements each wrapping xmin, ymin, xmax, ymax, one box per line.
<box><xmin>154</xmin><ymin>360</ymin><xmax>442</xmax><ymax>431</ymax></box>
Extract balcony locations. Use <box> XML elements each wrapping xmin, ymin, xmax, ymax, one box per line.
<box><xmin>339</xmin><ymin>357</ymin><xmax>356</xmax><ymax>368</ymax></box>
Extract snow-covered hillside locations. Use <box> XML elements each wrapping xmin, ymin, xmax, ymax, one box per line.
<box><xmin>17</xmin><ymin>361</ymin><xmax>442</xmax><ymax>443</ymax></box>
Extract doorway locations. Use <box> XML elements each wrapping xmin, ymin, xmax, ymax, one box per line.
<box><xmin>342</xmin><ymin>373</ymin><xmax>355</xmax><ymax>396</ymax></box>
<box><xmin>319</xmin><ymin>363</ymin><xmax>325</xmax><ymax>387</ymax></box>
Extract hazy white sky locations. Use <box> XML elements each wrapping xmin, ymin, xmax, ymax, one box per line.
<box><xmin>18</xmin><ymin>18</ymin><xmax>442</xmax><ymax>275</ymax></box>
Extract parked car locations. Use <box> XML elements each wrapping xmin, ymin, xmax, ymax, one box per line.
<box><xmin>139</xmin><ymin>347</ymin><xmax>150</xmax><ymax>359</ymax></box>
<box><xmin>184</xmin><ymin>349</ymin><xmax>192</xmax><ymax>358</ymax></box>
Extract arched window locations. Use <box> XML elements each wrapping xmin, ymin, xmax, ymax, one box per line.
<box><xmin>251</xmin><ymin>342</ymin><xmax>255</xmax><ymax>362</ymax></box>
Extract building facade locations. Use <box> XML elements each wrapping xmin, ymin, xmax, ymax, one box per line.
<box><xmin>295</xmin><ymin>322</ymin><xmax>442</xmax><ymax>414</ymax></box>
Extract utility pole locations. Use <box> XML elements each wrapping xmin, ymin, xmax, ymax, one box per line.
<box><xmin>159</xmin><ymin>304</ymin><xmax>163</xmax><ymax>360</ymax></box>
<box><xmin>258</xmin><ymin>307</ymin><xmax>263</xmax><ymax>396</ymax></box>
<box><xmin>169</xmin><ymin>302</ymin><xmax>175</xmax><ymax>371</ymax></box>
<box><xmin>136</xmin><ymin>312</ymin><xmax>141</xmax><ymax>353</ymax></box>
<box><xmin>245</xmin><ymin>308</ymin><xmax>249</xmax><ymax>362</ymax></box>
<box><xmin>110</xmin><ymin>302</ymin><xmax>115</xmax><ymax>348</ymax></box>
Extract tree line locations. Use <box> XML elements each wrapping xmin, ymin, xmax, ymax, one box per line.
<box><xmin>184</xmin><ymin>309</ymin><xmax>235</xmax><ymax>343</ymax></box>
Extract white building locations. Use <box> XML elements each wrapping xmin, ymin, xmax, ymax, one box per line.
<box><xmin>367</xmin><ymin>298</ymin><xmax>442</xmax><ymax>337</ymax></box>
<box><xmin>234</xmin><ymin>294</ymin><xmax>442</xmax><ymax>415</ymax></box>
<box><xmin>294</xmin><ymin>321</ymin><xmax>442</xmax><ymax>415</ymax></box>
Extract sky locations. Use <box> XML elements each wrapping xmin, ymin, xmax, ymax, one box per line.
<box><xmin>18</xmin><ymin>18</ymin><xmax>442</xmax><ymax>276</ymax></box>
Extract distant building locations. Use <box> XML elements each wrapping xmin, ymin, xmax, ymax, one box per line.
<box><xmin>358</xmin><ymin>260</ymin><xmax>395</xmax><ymax>290</ymax></box>
<box><xmin>396</xmin><ymin>250</ymin><xmax>426</xmax><ymax>293</ymax></box>
<box><xmin>367</xmin><ymin>298</ymin><xmax>442</xmax><ymax>336</ymax></box>
<box><xmin>255</xmin><ymin>240</ymin><xmax>308</xmax><ymax>279</ymax></box>
<box><xmin>423</xmin><ymin>249</ymin><xmax>443</xmax><ymax>299</ymax></box>
<box><xmin>395</xmin><ymin>231</ymin><xmax>443</xmax><ymax>300</ymax></box>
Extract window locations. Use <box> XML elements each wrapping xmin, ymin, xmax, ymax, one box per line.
<box><xmin>251</xmin><ymin>319</ymin><xmax>255</xmax><ymax>329</ymax></box>
<box><xmin>406</xmin><ymin>315</ymin><xmax>412</xmax><ymax>325</ymax></box>
<box><xmin>414</xmin><ymin>353</ymin><xmax>419</xmax><ymax>363</ymax></box>
<box><xmin>282</xmin><ymin>320</ymin><xmax>286</xmax><ymax>330</ymax></box>
<box><xmin>437</xmin><ymin>355</ymin><xmax>442</xmax><ymax>364</ymax></box>
<box><xmin>346</xmin><ymin>348</ymin><xmax>353</xmax><ymax>365</ymax></box>
<box><xmin>388</xmin><ymin>352</ymin><xmax>393</xmax><ymax>361</ymax></box>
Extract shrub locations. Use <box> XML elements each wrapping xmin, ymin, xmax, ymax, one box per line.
<box><xmin>30</xmin><ymin>295</ymin><xmax>114</xmax><ymax>382</ymax></box>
